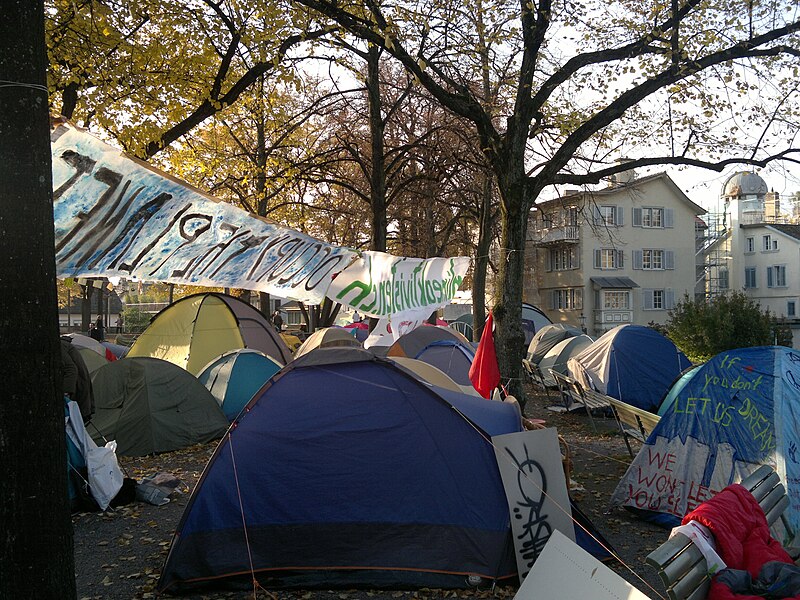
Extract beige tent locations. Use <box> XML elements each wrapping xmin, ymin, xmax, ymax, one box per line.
<box><xmin>293</xmin><ymin>327</ymin><xmax>361</xmax><ymax>359</ymax></box>
<box><xmin>389</xmin><ymin>357</ymin><xmax>465</xmax><ymax>394</ymax></box>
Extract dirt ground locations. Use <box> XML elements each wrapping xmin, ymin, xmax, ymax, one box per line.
<box><xmin>73</xmin><ymin>383</ymin><xmax>672</xmax><ymax>600</ymax></box>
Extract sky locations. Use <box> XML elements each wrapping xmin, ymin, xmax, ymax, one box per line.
<box><xmin>653</xmin><ymin>164</ymin><xmax>800</xmax><ymax>213</ymax></box>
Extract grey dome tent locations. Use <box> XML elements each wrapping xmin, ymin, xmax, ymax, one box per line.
<box><xmin>526</xmin><ymin>323</ymin><xmax>582</xmax><ymax>365</ymax></box>
<box><xmin>89</xmin><ymin>357</ymin><xmax>229</xmax><ymax>456</ymax></box>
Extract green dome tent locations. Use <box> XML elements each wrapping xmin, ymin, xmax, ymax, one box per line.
<box><xmin>89</xmin><ymin>357</ymin><xmax>228</xmax><ymax>456</ymax></box>
<box><xmin>127</xmin><ymin>292</ymin><xmax>291</xmax><ymax>374</ymax></box>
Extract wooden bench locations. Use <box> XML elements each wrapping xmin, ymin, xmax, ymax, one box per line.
<box><xmin>605</xmin><ymin>396</ymin><xmax>661</xmax><ymax>457</ymax></box>
<box><xmin>549</xmin><ymin>370</ymin><xmax>583</xmax><ymax>408</ymax></box>
<box><xmin>645</xmin><ymin>465</ymin><xmax>792</xmax><ymax>600</ymax></box>
<box><xmin>522</xmin><ymin>358</ymin><xmax>551</xmax><ymax>398</ymax></box>
<box><xmin>549</xmin><ymin>371</ymin><xmax>611</xmax><ymax>432</ymax></box>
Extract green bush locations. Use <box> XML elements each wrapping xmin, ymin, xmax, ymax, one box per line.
<box><xmin>665</xmin><ymin>291</ymin><xmax>774</xmax><ymax>363</ymax></box>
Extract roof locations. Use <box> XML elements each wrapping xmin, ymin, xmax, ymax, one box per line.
<box><xmin>590</xmin><ymin>276</ymin><xmax>640</xmax><ymax>289</ymax></box>
<box><xmin>768</xmin><ymin>224</ymin><xmax>800</xmax><ymax>241</ymax></box>
<box><xmin>536</xmin><ymin>172</ymin><xmax>705</xmax><ymax>215</ymax></box>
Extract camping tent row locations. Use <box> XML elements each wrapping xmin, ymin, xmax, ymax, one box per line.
<box><xmin>611</xmin><ymin>346</ymin><xmax>800</xmax><ymax>539</ymax></box>
<box><xmin>87</xmin><ymin>344</ymin><xmax>475</xmax><ymax>456</ymax></box>
<box><xmin>156</xmin><ymin>347</ymin><xmax>610</xmax><ymax>593</ymax></box>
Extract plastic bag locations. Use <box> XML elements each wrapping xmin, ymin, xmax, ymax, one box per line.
<box><xmin>86</xmin><ymin>440</ymin><xmax>124</xmax><ymax>510</ymax></box>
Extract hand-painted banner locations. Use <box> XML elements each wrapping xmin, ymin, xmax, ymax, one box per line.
<box><xmin>51</xmin><ymin>123</ymin><xmax>357</xmax><ymax>304</ymax></box>
<box><xmin>327</xmin><ymin>251</ymin><xmax>470</xmax><ymax>319</ymax></box>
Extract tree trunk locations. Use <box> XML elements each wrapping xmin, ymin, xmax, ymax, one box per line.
<box><xmin>493</xmin><ymin>171</ymin><xmax>528</xmax><ymax>406</ymax></box>
<box><xmin>472</xmin><ymin>173</ymin><xmax>493</xmax><ymax>341</ymax></box>
<box><xmin>366</xmin><ymin>45</ymin><xmax>387</xmax><ymax>253</ymax></box>
<box><xmin>0</xmin><ymin>2</ymin><xmax>77</xmax><ymax>597</ymax></box>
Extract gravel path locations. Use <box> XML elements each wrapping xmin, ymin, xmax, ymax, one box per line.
<box><xmin>73</xmin><ymin>384</ymin><xmax>672</xmax><ymax>599</ymax></box>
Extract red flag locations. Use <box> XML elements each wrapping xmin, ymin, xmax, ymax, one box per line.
<box><xmin>469</xmin><ymin>312</ymin><xmax>501</xmax><ymax>399</ymax></box>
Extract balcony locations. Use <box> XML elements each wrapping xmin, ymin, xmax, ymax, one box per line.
<box><xmin>529</xmin><ymin>225</ymin><xmax>580</xmax><ymax>246</ymax></box>
<box><xmin>592</xmin><ymin>309</ymin><xmax>633</xmax><ymax>329</ymax></box>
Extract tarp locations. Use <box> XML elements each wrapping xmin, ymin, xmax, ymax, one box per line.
<box><xmin>157</xmin><ymin>347</ymin><xmax>522</xmax><ymax>592</ymax></box>
<box><xmin>89</xmin><ymin>357</ymin><xmax>228</xmax><ymax>456</ymax></box>
<box><xmin>567</xmin><ymin>324</ymin><xmax>691</xmax><ymax>411</ymax></box>
<box><xmin>610</xmin><ymin>346</ymin><xmax>800</xmax><ymax>538</ymax></box>
<box><xmin>197</xmin><ymin>349</ymin><xmax>282</xmax><ymax>421</ymax></box>
<box><xmin>127</xmin><ymin>292</ymin><xmax>291</xmax><ymax>373</ymax></box>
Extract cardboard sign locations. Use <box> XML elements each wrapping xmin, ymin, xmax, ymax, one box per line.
<box><xmin>514</xmin><ymin>530</ymin><xmax>652</xmax><ymax>600</ymax></box>
<box><xmin>493</xmin><ymin>428</ymin><xmax>574</xmax><ymax>580</ymax></box>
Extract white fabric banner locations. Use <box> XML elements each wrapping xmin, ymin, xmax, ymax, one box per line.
<box><xmin>326</xmin><ymin>251</ymin><xmax>470</xmax><ymax>319</ymax></box>
<box><xmin>51</xmin><ymin>123</ymin><xmax>356</xmax><ymax>304</ymax></box>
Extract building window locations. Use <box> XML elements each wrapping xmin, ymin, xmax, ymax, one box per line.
<box><xmin>599</xmin><ymin>205</ymin><xmax>617</xmax><ymax>225</ymax></box>
<box><xmin>744</xmin><ymin>267</ymin><xmax>757</xmax><ymax>289</ymax></box>
<box><xmin>548</xmin><ymin>247</ymin><xmax>577</xmax><ymax>271</ymax></box>
<box><xmin>643</xmin><ymin>289</ymin><xmax>676</xmax><ymax>310</ymax></box>
<box><xmin>767</xmin><ymin>265</ymin><xmax>787</xmax><ymax>288</ymax></box>
<box><xmin>633</xmin><ymin>249</ymin><xmax>675</xmax><ymax>270</ymax></box>
<box><xmin>763</xmin><ymin>235</ymin><xmax>778</xmax><ymax>251</ymax></box>
<box><xmin>788</xmin><ymin>301</ymin><xmax>796</xmax><ymax>317</ymax></box>
<box><xmin>603</xmin><ymin>290</ymin><xmax>630</xmax><ymax>309</ymax></box>
<box><xmin>642</xmin><ymin>249</ymin><xmax>664</xmax><ymax>270</ymax></box>
<box><xmin>551</xmin><ymin>288</ymin><xmax>583</xmax><ymax>310</ymax></box>
<box><xmin>719</xmin><ymin>267</ymin><xmax>729</xmax><ymax>290</ymax></box>
<box><xmin>746</xmin><ymin>237</ymin><xmax>755</xmax><ymax>253</ymax></box>
<box><xmin>642</xmin><ymin>208</ymin><xmax>663</xmax><ymax>228</ymax></box>
<box><xmin>594</xmin><ymin>248</ymin><xmax>624</xmax><ymax>269</ymax></box>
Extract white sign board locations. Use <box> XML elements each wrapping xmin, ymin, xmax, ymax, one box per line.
<box><xmin>514</xmin><ymin>530</ymin><xmax>652</xmax><ymax>600</ymax></box>
<box><xmin>493</xmin><ymin>428</ymin><xmax>574</xmax><ymax>580</ymax></box>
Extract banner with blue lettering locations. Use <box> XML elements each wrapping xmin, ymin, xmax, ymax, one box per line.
<box><xmin>610</xmin><ymin>346</ymin><xmax>800</xmax><ymax>542</ymax></box>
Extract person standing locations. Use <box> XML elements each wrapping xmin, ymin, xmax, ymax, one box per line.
<box><xmin>271</xmin><ymin>310</ymin><xmax>284</xmax><ymax>332</ymax></box>
<box><xmin>90</xmin><ymin>315</ymin><xmax>105</xmax><ymax>340</ymax></box>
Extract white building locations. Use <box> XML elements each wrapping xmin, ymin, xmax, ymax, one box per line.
<box><xmin>525</xmin><ymin>170</ymin><xmax>705</xmax><ymax>336</ymax></box>
<box><xmin>704</xmin><ymin>171</ymin><xmax>800</xmax><ymax>347</ymax></box>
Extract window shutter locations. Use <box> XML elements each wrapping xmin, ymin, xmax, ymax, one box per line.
<box><xmin>633</xmin><ymin>250</ymin><xmax>643</xmax><ymax>270</ymax></box>
<box><xmin>617</xmin><ymin>250</ymin><xmax>624</xmax><ymax>268</ymax></box>
<box><xmin>550</xmin><ymin>290</ymin><xmax>558</xmax><ymax>310</ymax></box>
<box><xmin>643</xmin><ymin>289</ymin><xmax>653</xmax><ymax>310</ymax></box>
<box><xmin>665</xmin><ymin>289</ymin><xmax>675</xmax><ymax>309</ymax></box>
<box><xmin>546</xmin><ymin>251</ymin><xmax>553</xmax><ymax>272</ymax></box>
<box><xmin>632</xmin><ymin>207</ymin><xmax>642</xmax><ymax>227</ymax></box>
<box><xmin>767</xmin><ymin>267</ymin><xmax>774</xmax><ymax>288</ymax></box>
<box><xmin>616</xmin><ymin>206</ymin><xmax>624</xmax><ymax>225</ymax></box>
<box><xmin>592</xmin><ymin>206</ymin><xmax>602</xmax><ymax>225</ymax></box>
<box><xmin>665</xmin><ymin>250</ymin><xmax>675</xmax><ymax>270</ymax></box>
<box><xmin>576</xmin><ymin>289</ymin><xmax>583</xmax><ymax>310</ymax></box>
<box><xmin>664</xmin><ymin>208</ymin><xmax>674</xmax><ymax>228</ymax></box>
<box><xmin>594</xmin><ymin>249</ymin><xmax>601</xmax><ymax>268</ymax></box>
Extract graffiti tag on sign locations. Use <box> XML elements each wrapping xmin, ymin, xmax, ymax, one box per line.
<box><xmin>492</xmin><ymin>429</ymin><xmax>574</xmax><ymax>580</ymax></box>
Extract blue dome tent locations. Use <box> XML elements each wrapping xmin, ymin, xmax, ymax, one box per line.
<box><xmin>567</xmin><ymin>324</ymin><xmax>691</xmax><ymax>411</ymax></box>
<box><xmin>611</xmin><ymin>346</ymin><xmax>800</xmax><ymax>538</ymax></box>
<box><xmin>158</xmin><ymin>348</ymin><xmax>523</xmax><ymax>593</ymax></box>
<box><xmin>197</xmin><ymin>349</ymin><xmax>282</xmax><ymax>421</ymax></box>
